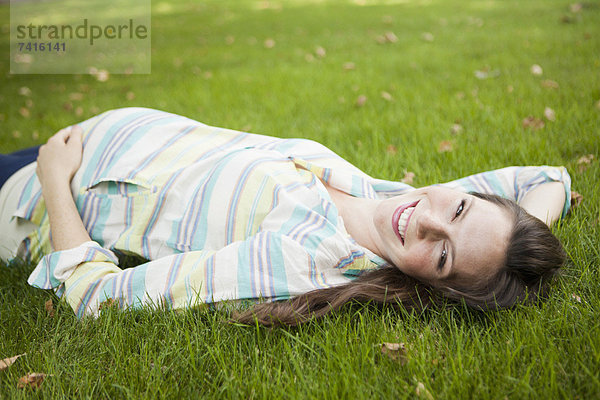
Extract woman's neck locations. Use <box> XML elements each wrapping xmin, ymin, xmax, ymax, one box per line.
<box><xmin>323</xmin><ymin>183</ymin><xmax>382</xmax><ymax>256</ymax></box>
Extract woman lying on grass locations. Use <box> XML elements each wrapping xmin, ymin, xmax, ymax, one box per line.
<box><xmin>0</xmin><ymin>108</ymin><xmax>570</xmax><ymax>326</ymax></box>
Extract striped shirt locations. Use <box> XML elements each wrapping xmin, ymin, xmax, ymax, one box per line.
<box><xmin>19</xmin><ymin>108</ymin><xmax>571</xmax><ymax>317</ymax></box>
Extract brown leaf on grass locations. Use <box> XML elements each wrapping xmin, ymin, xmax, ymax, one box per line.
<box><xmin>401</xmin><ymin>171</ymin><xmax>415</xmax><ymax>184</ymax></box>
<box><xmin>437</xmin><ymin>140</ymin><xmax>453</xmax><ymax>153</ymax></box>
<box><xmin>384</xmin><ymin>32</ymin><xmax>398</xmax><ymax>43</ymax></box>
<box><xmin>19</xmin><ymin>107</ymin><xmax>30</xmax><ymax>118</ymax></box>
<box><xmin>421</xmin><ymin>32</ymin><xmax>434</xmax><ymax>42</ymax></box>
<box><xmin>381</xmin><ymin>342</ymin><xmax>407</xmax><ymax>364</ymax></box>
<box><xmin>522</xmin><ymin>116</ymin><xmax>545</xmax><ymax>130</ymax></box>
<box><xmin>541</xmin><ymin>79</ymin><xmax>559</xmax><ymax>89</ymax></box>
<box><xmin>544</xmin><ymin>107</ymin><xmax>556</xmax><ymax>121</ymax></box>
<box><xmin>44</xmin><ymin>299</ymin><xmax>55</xmax><ymax>318</ymax></box>
<box><xmin>69</xmin><ymin>92</ymin><xmax>84</xmax><ymax>101</ymax></box>
<box><xmin>376</xmin><ymin>32</ymin><xmax>397</xmax><ymax>44</ymax></box>
<box><xmin>95</xmin><ymin>69</ymin><xmax>110</xmax><ymax>82</ymax></box>
<box><xmin>386</xmin><ymin>145</ymin><xmax>398</xmax><ymax>155</ymax></box>
<box><xmin>19</xmin><ymin>87</ymin><xmax>31</xmax><ymax>96</ymax></box>
<box><xmin>570</xmin><ymin>3</ymin><xmax>582</xmax><ymax>13</ymax></box>
<box><xmin>530</xmin><ymin>64</ymin><xmax>543</xmax><ymax>76</ymax></box>
<box><xmin>304</xmin><ymin>53</ymin><xmax>315</xmax><ymax>62</ymax></box>
<box><xmin>99</xmin><ymin>298</ymin><xmax>117</xmax><ymax>311</ymax></box>
<box><xmin>355</xmin><ymin>95</ymin><xmax>367</xmax><ymax>107</ymax></box>
<box><xmin>63</xmin><ymin>102</ymin><xmax>73</xmax><ymax>111</ymax></box>
<box><xmin>451</xmin><ymin>123</ymin><xmax>463</xmax><ymax>135</ymax></box>
<box><xmin>0</xmin><ymin>354</ymin><xmax>25</xmax><ymax>371</ymax></box>
<box><xmin>315</xmin><ymin>46</ymin><xmax>326</xmax><ymax>58</ymax></box>
<box><xmin>75</xmin><ymin>107</ymin><xmax>83</xmax><ymax>117</ymax></box>
<box><xmin>416</xmin><ymin>382</ymin><xmax>434</xmax><ymax>400</ymax></box>
<box><xmin>381</xmin><ymin>91</ymin><xmax>393</xmax><ymax>101</ymax></box>
<box><xmin>577</xmin><ymin>154</ymin><xmax>595</xmax><ymax>172</ymax></box>
<box><xmin>570</xmin><ymin>191</ymin><xmax>583</xmax><ymax>208</ymax></box>
<box><xmin>264</xmin><ymin>38</ymin><xmax>275</xmax><ymax>48</ymax></box>
<box><xmin>126</xmin><ymin>91</ymin><xmax>136</xmax><ymax>101</ymax></box>
<box><xmin>343</xmin><ymin>62</ymin><xmax>356</xmax><ymax>71</ymax></box>
<box><xmin>17</xmin><ymin>373</ymin><xmax>50</xmax><ymax>389</ymax></box>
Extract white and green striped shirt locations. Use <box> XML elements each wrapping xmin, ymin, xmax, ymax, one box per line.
<box><xmin>20</xmin><ymin>108</ymin><xmax>571</xmax><ymax>317</ymax></box>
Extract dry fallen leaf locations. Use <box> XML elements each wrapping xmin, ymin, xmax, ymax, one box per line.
<box><xmin>541</xmin><ymin>79</ymin><xmax>559</xmax><ymax>89</ymax></box>
<box><xmin>315</xmin><ymin>46</ymin><xmax>326</xmax><ymax>58</ymax></box>
<box><xmin>264</xmin><ymin>38</ymin><xmax>275</xmax><ymax>48</ymax></box>
<box><xmin>386</xmin><ymin>145</ymin><xmax>398</xmax><ymax>155</ymax></box>
<box><xmin>530</xmin><ymin>64</ymin><xmax>543</xmax><ymax>76</ymax></box>
<box><xmin>401</xmin><ymin>171</ymin><xmax>415</xmax><ymax>184</ymax></box>
<box><xmin>355</xmin><ymin>95</ymin><xmax>367</xmax><ymax>107</ymax></box>
<box><xmin>571</xmin><ymin>293</ymin><xmax>582</xmax><ymax>303</ymax></box>
<box><xmin>19</xmin><ymin>87</ymin><xmax>31</xmax><ymax>96</ymax></box>
<box><xmin>0</xmin><ymin>354</ymin><xmax>25</xmax><ymax>371</ymax></box>
<box><xmin>44</xmin><ymin>299</ymin><xmax>55</xmax><ymax>318</ymax></box>
<box><xmin>75</xmin><ymin>107</ymin><xmax>83</xmax><ymax>117</ymax></box>
<box><xmin>381</xmin><ymin>342</ymin><xmax>407</xmax><ymax>364</ymax></box>
<box><xmin>99</xmin><ymin>298</ymin><xmax>117</xmax><ymax>311</ymax></box>
<box><xmin>421</xmin><ymin>32</ymin><xmax>434</xmax><ymax>42</ymax></box>
<box><xmin>12</xmin><ymin>130</ymin><xmax>21</xmax><ymax>138</ymax></box>
<box><xmin>19</xmin><ymin>107</ymin><xmax>30</xmax><ymax>118</ymax></box>
<box><xmin>69</xmin><ymin>92</ymin><xmax>84</xmax><ymax>101</ymax></box>
<box><xmin>126</xmin><ymin>91</ymin><xmax>136</xmax><ymax>101</ymax></box>
<box><xmin>570</xmin><ymin>3</ymin><xmax>582</xmax><ymax>13</ymax></box>
<box><xmin>507</xmin><ymin>85</ymin><xmax>514</xmax><ymax>93</ymax></box>
<box><xmin>95</xmin><ymin>69</ymin><xmax>110</xmax><ymax>82</ymax></box>
<box><xmin>544</xmin><ymin>107</ymin><xmax>556</xmax><ymax>121</ymax></box>
<box><xmin>451</xmin><ymin>123</ymin><xmax>463</xmax><ymax>135</ymax></box>
<box><xmin>438</xmin><ymin>140</ymin><xmax>454</xmax><ymax>153</ymax></box>
<box><xmin>577</xmin><ymin>154</ymin><xmax>595</xmax><ymax>172</ymax></box>
<box><xmin>343</xmin><ymin>62</ymin><xmax>355</xmax><ymax>71</ymax></box>
<box><xmin>570</xmin><ymin>191</ymin><xmax>583</xmax><ymax>208</ymax></box>
<box><xmin>522</xmin><ymin>116</ymin><xmax>545</xmax><ymax>130</ymax></box>
<box><xmin>384</xmin><ymin>31</ymin><xmax>398</xmax><ymax>43</ymax></box>
<box><xmin>305</xmin><ymin>53</ymin><xmax>315</xmax><ymax>62</ymax></box>
<box><xmin>381</xmin><ymin>91</ymin><xmax>393</xmax><ymax>101</ymax></box>
<box><xmin>416</xmin><ymin>382</ymin><xmax>434</xmax><ymax>400</ymax></box>
<box><xmin>17</xmin><ymin>373</ymin><xmax>50</xmax><ymax>389</ymax></box>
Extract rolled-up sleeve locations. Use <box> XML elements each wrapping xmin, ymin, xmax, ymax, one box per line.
<box><xmin>439</xmin><ymin>166</ymin><xmax>572</xmax><ymax>218</ymax></box>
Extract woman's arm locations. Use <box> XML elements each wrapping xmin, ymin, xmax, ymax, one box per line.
<box><xmin>36</xmin><ymin>126</ymin><xmax>91</xmax><ymax>251</ymax></box>
<box><xmin>518</xmin><ymin>181</ymin><xmax>566</xmax><ymax>227</ymax></box>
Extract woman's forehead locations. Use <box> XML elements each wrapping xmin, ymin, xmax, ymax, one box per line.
<box><xmin>451</xmin><ymin>197</ymin><xmax>512</xmax><ymax>283</ymax></box>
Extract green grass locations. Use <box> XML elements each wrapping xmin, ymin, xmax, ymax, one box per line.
<box><xmin>1</xmin><ymin>0</ymin><xmax>599</xmax><ymax>397</ymax></box>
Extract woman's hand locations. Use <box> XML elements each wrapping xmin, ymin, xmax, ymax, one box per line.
<box><xmin>37</xmin><ymin>125</ymin><xmax>91</xmax><ymax>251</ymax></box>
<box><xmin>36</xmin><ymin>125</ymin><xmax>83</xmax><ymax>187</ymax></box>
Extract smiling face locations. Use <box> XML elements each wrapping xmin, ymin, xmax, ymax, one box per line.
<box><xmin>372</xmin><ymin>186</ymin><xmax>513</xmax><ymax>288</ymax></box>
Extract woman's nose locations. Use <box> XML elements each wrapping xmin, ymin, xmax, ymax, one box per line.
<box><xmin>417</xmin><ymin>212</ymin><xmax>448</xmax><ymax>240</ymax></box>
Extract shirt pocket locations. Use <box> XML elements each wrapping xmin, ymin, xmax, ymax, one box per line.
<box><xmin>77</xmin><ymin>177</ymin><xmax>159</xmax><ymax>253</ymax></box>
<box><xmin>83</xmin><ymin>177</ymin><xmax>157</xmax><ymax>197</ymax></box>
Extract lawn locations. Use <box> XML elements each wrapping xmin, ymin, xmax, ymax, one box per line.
<box><xmin>1</xmin><ymin>0</ymin><xmax>599</xmax><ymax>397</ymax></box>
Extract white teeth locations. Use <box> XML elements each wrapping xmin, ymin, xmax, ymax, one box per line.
<box><xmin>397</xmin><ymin>206</ymin><xmax>415</xmax><ymax>239</ymax></box>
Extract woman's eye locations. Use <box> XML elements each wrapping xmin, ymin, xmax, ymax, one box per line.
<box><xmin>455</xmin><ymin>199</ymin><xmax>465</xmax><ymax>218</ymax></box>
<box><xmin>438</xmin><ymin>247</ymin><xmax>447</xmax><ymax>270</ymax></box>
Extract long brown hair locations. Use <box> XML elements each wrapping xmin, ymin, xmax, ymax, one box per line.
<box><xmin>232</xmin><ymin>193</ymin><xmax>566</xmax><ymax>326</ymax></box>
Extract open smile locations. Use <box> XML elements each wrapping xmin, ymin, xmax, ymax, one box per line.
<box><xmin>392</xmin><ymin>200</ymin><xmax>419</xmax><ymax>245</ymax></box>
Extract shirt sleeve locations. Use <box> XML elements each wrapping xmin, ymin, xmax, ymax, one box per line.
<box><xmin>27</xmin><ymin>233</ymin><xmax>351</xmax><ymax>318</ymax></box>
<box><xmin>438</xmin><ymin>166</ymin><xmax>572</xmax><ymax>218</ymax></box>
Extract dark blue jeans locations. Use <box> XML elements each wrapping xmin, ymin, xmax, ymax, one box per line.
<box><xmin>0</xmin><ymin>146</ymin><xmax>40</xmax><ymax>191</ymax></box>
